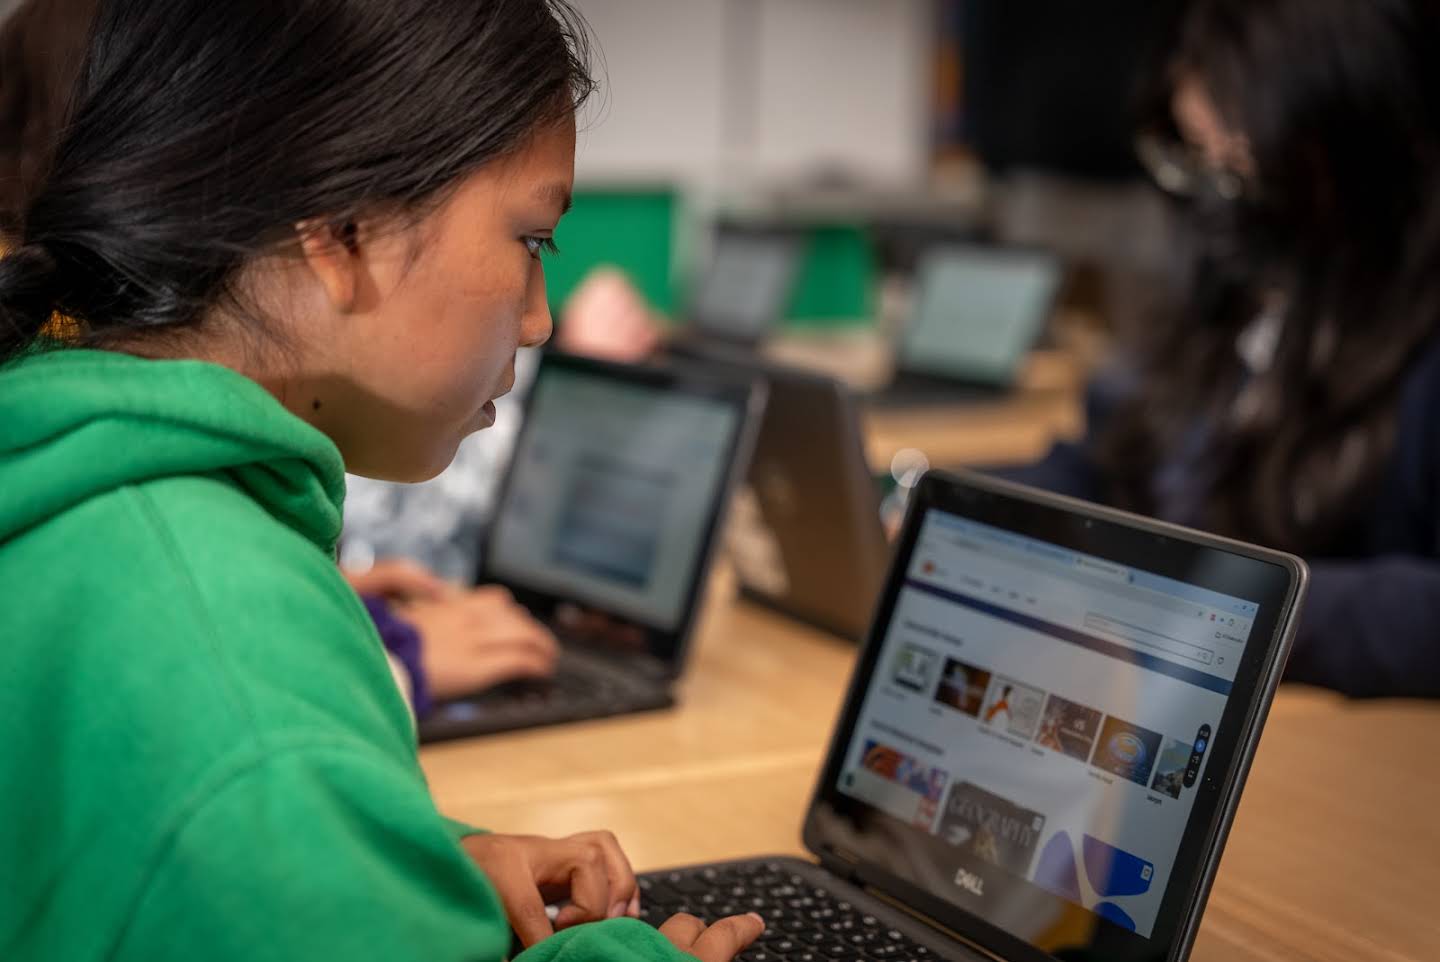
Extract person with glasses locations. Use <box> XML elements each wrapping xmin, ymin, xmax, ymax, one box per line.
<box><xmin>1004</xmin><ymin>0</ymin><xmax>1440</xmax><ymax>699</ymax></box>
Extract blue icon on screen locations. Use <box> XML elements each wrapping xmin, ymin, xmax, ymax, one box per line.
<box><xmin>1194</xmin><ymin>738</ymin><xmax>1207</xmax><ymax>752</ymax></box>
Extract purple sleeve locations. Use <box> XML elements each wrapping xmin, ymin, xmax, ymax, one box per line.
<box><xmin>361</xmin><ymin>595</ymin><xmax>432</xmax><ymax>717</ymax></box>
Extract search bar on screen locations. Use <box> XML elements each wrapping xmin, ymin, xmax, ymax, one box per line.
<box><xmin>1083</xmin><ymin>612</ymin><xmax>1215</xmax><ymax>666</ymax></box>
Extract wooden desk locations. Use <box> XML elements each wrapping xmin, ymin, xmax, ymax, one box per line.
<box><xmin>422</xmin><ymin>589</ymin><xmax>853</xmax><ymax>811</ymax></box>
<box><xmin>424</xmin><ymin>596</ymin><xmax>1440</xmax><ymax>961</ymax></box>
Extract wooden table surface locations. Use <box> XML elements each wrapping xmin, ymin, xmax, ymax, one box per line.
<box><xmin>423</xmin><ymin>361</ymin><xmax>1440</xmax><ymax>961</ymax></box>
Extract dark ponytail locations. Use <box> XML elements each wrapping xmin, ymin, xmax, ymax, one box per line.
<box><xmin>0</xmin><ymin>0</ymin><xmax>596</xmax><ymax>365</ymax></box>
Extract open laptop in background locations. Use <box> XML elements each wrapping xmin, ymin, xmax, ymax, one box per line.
<box><xmin>637</xmin><ymin>470</ymin><xmax>1307</xmax><ymax>962</ymax></box>
<box><xmin>417</xmin><ymin>351</ymin><xmax>766</xmax><ymax>742</ymax></box>
<box><xmin>670</xmin><ymin>223</ymin><xmax>803</xmax><ymax>357</ymax></box>
<box><xmin>870</xmin><ymin>244</ymin><xmax>1064</xmax><ymax>409</ymax></box>
<box><xmin>704</xmin><ymin>358</ymin><xmax>891</xmax><ymax>642</ymax></box>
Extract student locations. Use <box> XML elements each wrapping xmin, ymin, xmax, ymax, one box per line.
<box><xmin>0</xmin><ymin>0</ymin><xmax>580</xmax><ymax>717</ymax></box>
<box><xmin>1006</xmin><ymin>0</ymin><xmax>1440</xmax><ymax>698</ymax></box>
<box><xmin>0</xmin><ymin>1</ymin><xmax>762</xmax><ymax>960</ymax></box>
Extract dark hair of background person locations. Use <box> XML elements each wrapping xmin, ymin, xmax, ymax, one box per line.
<box><xmin>1101</xmin><ymin>0</ymin><xmax>1440</xmax><ymax>554</ymax></box>
<box><xmin>0</xmin><ymin>0</ymin><xmax>93</xmax><ymax>236</ymax></box>
<box><xmin>0</xmin><ymin>0</ymin><xmax>595</xmax><ymax>363</ymax></box>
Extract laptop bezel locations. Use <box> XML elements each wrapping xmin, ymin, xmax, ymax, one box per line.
<box><xmin>476</xmin><ymin>349</ymin><xmax>766</xmax><ymax>681</ymax></box>
<box><xmin>892</xmin><ymin>242</ymin><xmax>1066</xmax><ymax>391</ymax></box>
<box><xmin>800</xmin><ymin>469</ymin><xmax>1307</xmax><ymax>962</ymax></box>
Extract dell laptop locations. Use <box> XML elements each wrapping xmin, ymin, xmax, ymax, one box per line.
<box><xmin>711</xmin><ymin>358</ymin><xmax>892</xmax><ymax>642</ymax></box>
<box><xmin>417</xmin><ymin>351</ymin><xmax>766</xmax><ymax>742</ymax></box>
<box><xmin>638</xmin><ymin>469</ymin><xmax>1307</xmax><ymax>962</ymax></box>
<box><xmin>871</xmin><ymin>244</ymin><xmax>1064</xmax><ymax>409</ymax></box>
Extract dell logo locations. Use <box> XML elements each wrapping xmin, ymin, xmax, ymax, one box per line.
<box><xmin>954</xmin><ymin>868</ymin><xmax>986</xmax><ymax>897</ymax></box>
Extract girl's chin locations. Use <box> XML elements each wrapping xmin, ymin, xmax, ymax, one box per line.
<box><xmin>476</xmin><ymin>399</ymin><xmax>497</xmax><ymax>429</ymax></box>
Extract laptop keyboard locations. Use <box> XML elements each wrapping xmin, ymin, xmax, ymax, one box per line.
<box><xmin>638</xmin><ymin>862</ymin><xmax>936</xmax><ymax>961</ymax></box>
<box><xmin>485</xmin><ymin>664</ymin><xmax>624</xmax><ymax>705</ymax></box>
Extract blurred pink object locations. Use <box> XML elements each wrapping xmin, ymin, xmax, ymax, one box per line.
<box><xmin>556</xmin><ymin>267</ymin><xmax>663</xmax><ymax>363</ymax></box>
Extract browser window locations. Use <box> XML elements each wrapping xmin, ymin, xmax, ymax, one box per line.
<box><xmin>487</xmin><ymin>365</ymin><xmax>742</xmax><ymax>631</ymax></box>
<box><xmin>837</xmin><ymin>509</ymin><xmax>1260</xmax><ymax>939</ymax></box>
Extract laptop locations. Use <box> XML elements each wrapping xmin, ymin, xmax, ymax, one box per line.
<box><xmin>672</xmin><ymin>223</ymin><xmax>803</xmax><ymax>356</ymax></box>
<box><xmin>870</xmin><ymin>244</ymin><xmax>1064</xmax><ymax>409</ymax></box>
<box><xmin>637</xmin><ymin>469</ymin><xmax>1307</xmax><ymax>962</ymax></box>
<box><xmin>417</xmin><ymin>351</ymin><xmax>766</xmax><ymax>742</ymax></box>
<box><xmin>714</xmin><ymin>359</ymin><xmax>892</xmax><ymax>642</ymax></box>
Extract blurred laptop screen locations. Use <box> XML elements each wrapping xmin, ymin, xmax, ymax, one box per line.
<box><xmin>692</xmin><ymin>231</ymin><xmax>799</xmax><ymax>340</ymax></box>
<box><xmin>900</xmin><ymin>246</ymin><xmax>1061</xmax><ymax>384</ymax></box>
<box><xmin>488</xmin><ymin>362</ymin><xmax>743</xmax><ymax>631</ymax></box>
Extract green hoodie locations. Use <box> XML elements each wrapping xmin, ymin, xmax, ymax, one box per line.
<box><xmin>0</xmin><ymin>347</ymin><xmax>693</xmax><ymax>962</ymax></box>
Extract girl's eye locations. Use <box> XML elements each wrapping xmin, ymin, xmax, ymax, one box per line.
<box><xmin>524</xmin><ymin>236</ymin><xmax>560</xmax><ymax>258</ymax></box>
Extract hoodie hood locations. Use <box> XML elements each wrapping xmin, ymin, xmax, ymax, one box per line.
<box><xmin>0</xmin><ymin>346</ymin><xmax>345</xmax><ymax>550</ymax></box>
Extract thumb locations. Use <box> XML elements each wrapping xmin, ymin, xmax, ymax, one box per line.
<box><xmin>689</xmin><ymin>913</ymin><xmax>766</xmax><ymax>962</ymax></box>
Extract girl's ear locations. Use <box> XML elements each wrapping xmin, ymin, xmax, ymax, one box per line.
<box><xmin>294</xmin><ymin>219</ymin><xmax>361</xmax><ymax>314</ymax></box>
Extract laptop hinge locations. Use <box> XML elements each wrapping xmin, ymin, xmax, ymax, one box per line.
<box><xmin>817</xmin><ymin>846</ymin><xmax>863</xmax><ymax>885</ymax></box>
<box><xmin>819</xmin><ymin>851</ymin><xmax>1005</xmax><ymax>962</ymax></box>
<box><xmin>864</xmin><ymin>888</ymin><xmax>1008</xmax><ymax>962</ymax></box>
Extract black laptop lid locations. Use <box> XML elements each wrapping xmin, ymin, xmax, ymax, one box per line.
<box><xmin>689</xmin><ymin>225</ymin><xmax>802</xmax><ymax>344</ymax></box>
<box><xmin>803</xmin><ymin>471</ymin><xmax>1306</xmax><ymax>962</ymax></box>
<box><xmin>898</xmin><ymin>245</ymin><xmax>1063</xmax><ymax>387</ymax></box>
<box><xmin>480</xmin><ymin>351</ymin><xmax>763</xmax><ymax>675</ymax></box>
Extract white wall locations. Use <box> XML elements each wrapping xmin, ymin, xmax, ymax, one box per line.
<box><xmin>570</xmin><ymin>0</ymin><xmax>733</xmax><ymax>185</ymax></box>
<box><xmin>745</xmin><ymin>0</ymin><xmax>932</xmax><ymax>184</ymax></box>
<box><xmin>571</xmin><ymin>0</ymin><xmax>934</xmax><ymax>188</ymax></box>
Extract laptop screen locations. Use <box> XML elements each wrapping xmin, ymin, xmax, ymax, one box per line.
<box><xmin>809</xmin><ymin>478</ymin><xmax>1297</xmax><ymax>959</ymax></box>
<box><xmin>899</xmin><ymin>246</ymin><xmax>1061</xmax><ymax>384</ymax></box>
<box><xmin>691</xmin><ymin>230</ymin><xmax>799</xmax><ymax>341</ymax></box>
<box><xmin>486</xmin><ymin>357</ymin><xmax>748</xmax><ymax>637</ymax></box>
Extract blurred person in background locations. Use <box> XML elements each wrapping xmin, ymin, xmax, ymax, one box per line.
<box><xmin>1006</xmin><ymin>0</ymin><xmax>1440</xmax><ymax>698</ymax></box>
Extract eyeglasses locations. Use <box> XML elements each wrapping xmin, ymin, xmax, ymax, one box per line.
<box><xmin>1135</xmin><ymin>130</ymin><xmax>1253</xmax><ymax>203</ymax></box>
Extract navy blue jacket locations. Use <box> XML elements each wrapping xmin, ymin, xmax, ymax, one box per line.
<box><xmin>999</xmin><ymin>342</ymin><xmax>1440</xmax><ymax>698</ymax></box>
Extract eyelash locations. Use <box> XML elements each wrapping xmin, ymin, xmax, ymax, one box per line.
<box><xmin>524</xmin><ymin>236</ymin><xmax>560</xmax><ymax>259</ymax></box>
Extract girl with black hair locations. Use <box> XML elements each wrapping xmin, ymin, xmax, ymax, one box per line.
<box><xmin>0</xmin><ymin>1</ymin><xmax>761</xmax><ymax>959</ymax></box>
<box><xmin>1011</xmin><ymin>0</ymin><xmax>1440</xmax><ymax>698</ymax></box>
